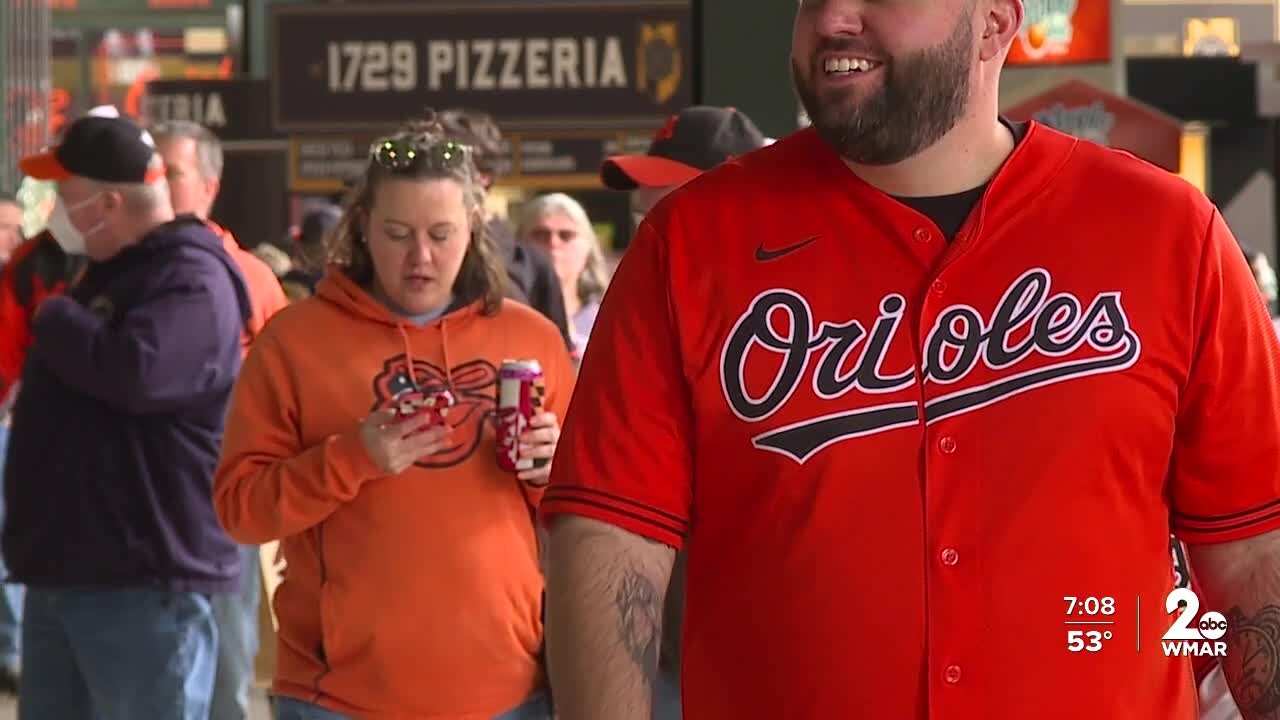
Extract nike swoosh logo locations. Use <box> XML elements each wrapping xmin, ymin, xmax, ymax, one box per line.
<box><xmin>755</xmin><ymin>235</ymin><xmax>820</xmax><ymax>262</ymax></box>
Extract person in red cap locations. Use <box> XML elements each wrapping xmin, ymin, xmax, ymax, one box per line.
<box><xmin>600</xmin><ymin>105</ymin><xmax>768</xmax><ymax>227</ymax></box>
<box><xmin>5</xmin><ymin>113</ymin><xmax>251</xmax><ymax>720</ymax></box>
<box><xmin>595</xmin><ymin>105</ymin><xmax>769</xmax><ymax>720</ymax></box>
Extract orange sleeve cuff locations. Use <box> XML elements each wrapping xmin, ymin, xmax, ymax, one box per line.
<box><xmin>325</xmin><ymin>430</ymin><xmax>388</xmax><ymax>497</ymax></box>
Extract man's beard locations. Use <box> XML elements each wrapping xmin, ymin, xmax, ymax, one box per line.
<box><xmin>793</xmin><ymin>15</ymin><xmax>974</xmax><ymax>166</ymax></box>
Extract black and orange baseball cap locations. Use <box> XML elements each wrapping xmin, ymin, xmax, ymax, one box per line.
<box><xmin>20</xmin><ymin>115</ymin><xmax>164</xmax><ymax>184</ymax></box>
<box><xmin>601</xmin><ymin>105</ymin><xmax>767</xmax><ymax>190</ymax></box>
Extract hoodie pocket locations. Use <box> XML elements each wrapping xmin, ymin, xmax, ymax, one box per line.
<box><xmin>318</xmin><ymin>581</ymin><xmax>348</xmax><ymax>667</ymax></box>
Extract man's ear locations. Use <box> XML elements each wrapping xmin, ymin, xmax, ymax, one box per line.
<box><xmin>205</xmin><ymin>177</ymin><xmax>221</xmax><ymax>205</ymax></box>
<box><xmin>978</xmin><ymin>0</ymin><xmax>1023</xmax><ymax>63</ymax></box>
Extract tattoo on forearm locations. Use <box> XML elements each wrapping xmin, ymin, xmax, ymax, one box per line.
<box><xmin>616</xmin><ymin>569</ymin><xmax>661</xmax><ymax>685</ymax></box>
<box><xmin>1227</xmin><ymin>606</ymin><xmax>1280</xmax><ymax>718</ymax></box>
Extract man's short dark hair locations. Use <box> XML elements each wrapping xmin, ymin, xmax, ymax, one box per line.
<box><xmin>150</xmin><ymin>120</ymin><xmax>224</xmax><ymax>181</ymax></box>
<box><xmin>438</xmin><ymin>108</ymin><xmax>504</xmax><ymax>179</ymax></box>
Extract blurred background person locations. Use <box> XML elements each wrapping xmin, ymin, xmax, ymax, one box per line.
<box><xmin>152</xmin><ymin>119</ymin><xmax>289</xmax><ymax>720</ymax></box>
<box><xmin>0</xmin><ymin>195</ymin><xmax>24</xmax><ymax>266</ymax></box>
<box><xmin>279</xmin><ymin>202</ymin><xmax>340</xmax><ymax>301</ymax></box>
<box><xmin>438</xmin><ymin>108</ymin><xmax>572</xmax><ymax>350</ymax></box>
<box><xmin>516</xmin><ymin>193</ymin><xmax>609</xmax><ymax>359</ymax></box>
<box><xmin>251</xmin><ymin>243</ymin><xmax>294</xmax><ymax>281</ymax></box>
<box><xmin>0</xmin><ymin>190</ymin><xmax>21</xmax><ymax>696</ymax></box>
<box><xmin>214</xmin><ymin>112</ymin><xmax>575</xmax><ymax>720</ymax></box>
<box><xmin>0</xmin><ymin>191</ymin><xmax>32</xmax><ymax>696</ymax></box>
<box><xmin>1247</xmin><ymin>249</ymin><xmax>1278</xmax><ymax>320</ymax></box>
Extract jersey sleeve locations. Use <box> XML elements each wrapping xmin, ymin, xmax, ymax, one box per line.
<box><xmin>1169</xmin><ymin>208</ymin><xmax>1280</xmax><ymax>544</ymax></box>
<box><xmin>539</xmin><ymin>221</ymin><xmax>693</xmax><ymax>548</ymax></box>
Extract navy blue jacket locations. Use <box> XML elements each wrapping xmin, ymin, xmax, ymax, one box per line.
<box><xmin>3</xmin><ymin>216</ymin><xmax>251</xmax><ymax>593</ymax></box>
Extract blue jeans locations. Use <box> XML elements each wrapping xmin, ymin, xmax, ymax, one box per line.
<box><xmin>211</xmin><ymin>544</ymin><xmax>261</xmax><ymax>720</ymax></box>
<box><xmin>273</xmin><ymin>692</ymin><xmax>552</xmax><ymax>720</ymax></box>
<box><xmin>18</xmin><ymin>587</ymin><xmax>218</xmax><ymax>720</ymax></box>
<box><xmin>0</xmin><ymin>425</ymin><xmax>22</xmax><ymax>669</ymax></box>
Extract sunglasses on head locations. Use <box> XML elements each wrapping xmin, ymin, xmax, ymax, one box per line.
<box><xmin>370</xmin><ymin>136</ymin><xmax>470</xmax><ymax>172</ymax></box>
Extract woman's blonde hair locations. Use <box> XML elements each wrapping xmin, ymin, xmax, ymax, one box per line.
<box><xmin>326</xmin><ymin>110</ymin><xmax>507</xmax><ymax>314</ymax></box>
<box><xmin>516</xmin><ymin>192</ymin><xmax>608</xmax><ymax>305</ymax></box>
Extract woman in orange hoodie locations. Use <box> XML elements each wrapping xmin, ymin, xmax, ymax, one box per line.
<box><xmin>214</xmin><ymin>113</ymin><xmax>575</xmax><ymax>720</ymax></box>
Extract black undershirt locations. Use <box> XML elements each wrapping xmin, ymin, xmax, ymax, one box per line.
<box><xmin>892</xmin><ymin>118</ymin><xmax>1029</xmax><ymax>240</ymax></box>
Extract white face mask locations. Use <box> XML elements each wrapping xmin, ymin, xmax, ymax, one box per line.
<box><xmin>46</xmin><ymin>193</ymin><xmax>104</xmax><ymax>256</ymax></box>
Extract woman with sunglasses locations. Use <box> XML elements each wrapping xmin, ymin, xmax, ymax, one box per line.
<box><xmin>213</xmin><ymin>112</ymin><xmax>575</xmax><ymax>720</ymax></box>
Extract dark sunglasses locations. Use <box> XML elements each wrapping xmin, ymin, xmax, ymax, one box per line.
<box><xmin>370</xmin><ymin>136</ymin><xmax>470</xmax><ymax>172</ymax></box>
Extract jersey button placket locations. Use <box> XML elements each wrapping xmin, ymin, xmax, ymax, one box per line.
<box><xmin>925</xmin><ymin>425</ymin><xmax>981</xmax><ymax>715</ymax></box>
<box><xmin>908</xmin><ymin>226</ymin><xmax>945</xmax><ymax>266</ymax></box>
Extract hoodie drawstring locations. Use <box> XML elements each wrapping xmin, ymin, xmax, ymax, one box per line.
<box><xmin>396</xmin><ymin>319</ymin><xmax>455</xmax><ymax>390</ymax></box>
<box><xmin>440</xmin><ymin>320</ymin><xmax>454</xmax><ymax>388</ymax></box>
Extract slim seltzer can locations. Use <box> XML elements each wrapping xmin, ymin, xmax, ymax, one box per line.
<box><xmin>496</xmin><ymin>359</ymin><xmax>547</xmax><ymax>473</ymax></box>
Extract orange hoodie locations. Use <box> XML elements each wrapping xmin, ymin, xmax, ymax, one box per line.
<box><xmin>214</xmin><ymin>270</ymin><xmax>575</xmax><ymax>719</ymax></box>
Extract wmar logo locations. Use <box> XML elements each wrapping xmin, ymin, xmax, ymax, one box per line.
<box><xmin>370</xmin><ymin>355</ymin><xmax>497</xmax><ymax>468</ymax></box>
<box><xmin>719</xmin><ymin>268</ymin><xmax>1141</xmax><ymax>463</ymax></box>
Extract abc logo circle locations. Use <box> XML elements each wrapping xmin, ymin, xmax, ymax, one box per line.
<box><xmin>1199</xmin><ymin>611</ymin><xmax>1229</xmax><ymax>640</ymax></box>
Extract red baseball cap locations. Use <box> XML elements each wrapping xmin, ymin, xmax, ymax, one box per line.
<box><xmin>601</xmin><ymin>106</ymin><xmax>767</xmax><ymax>190</ymax></box>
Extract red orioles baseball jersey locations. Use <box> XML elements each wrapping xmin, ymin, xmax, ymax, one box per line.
<box><xmin>541</xmin><ymin>123</ymin><xmax>1280</xmax><ymax>719</ymax></box>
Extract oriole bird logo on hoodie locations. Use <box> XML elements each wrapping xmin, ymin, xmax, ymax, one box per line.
<box><xmin>370</xmin><ymin>355</ymin><xmax>497</xmax><ymax>468</ymax></box>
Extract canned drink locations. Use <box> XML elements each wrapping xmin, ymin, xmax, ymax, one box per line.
<box><xmin>496</xmin><ymin>359</ymin><xmax>547</xmax><ymax>473</ymax></box>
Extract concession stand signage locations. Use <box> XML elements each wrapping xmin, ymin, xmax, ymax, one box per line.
<box><xmin>142</xmin><ymin>78</ymin><xmax>278</xmax><ymax>140</ymax></box>
<box><xmin>289</xmin><ymin>130</ymin><xmax>655</xmax><ymax>192</ymax></box>
<box><xmin>1007</xmin><ymin>0</ymin><xmax>1111</xmax><ymax>65</ymax></box>
<box><xmin>270</xmin><ymin>0</ymin><xmax>693</xmax><ymax>133</ymax></box>
<box><xmin>1004</xmin><ymin>79</ymin><xmax>1182</xmax><ymax>173</ymax></box>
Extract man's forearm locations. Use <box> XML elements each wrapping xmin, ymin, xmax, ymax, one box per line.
<box><xmin>1190</xmin><ymin>530</ymin><xmax>1280</xmax><ymax>719</ymax></box>
<box><xmin>545</xmin><ymin>515</ymin><xmax>676</xmax><ymax>720</ymax></box>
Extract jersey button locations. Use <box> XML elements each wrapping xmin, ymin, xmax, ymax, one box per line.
<box><xmin>941</xmin><ymin>548</ymin><xmax>959</xmax><ymax>566</ymax></box>
<box><xmin>939</xmin><ymin>436</ymin><xmax>957</xmax><ymax>454</ymax></box>
<box><xmin>913</xmin><ymin>227</ymin><xmax>932</xmax><ymax>243</ymax></box>
<box><xmin>931</xmin><ymin>279</ymin><xmax>947</xmax><ymax>295</ymax></box>
<box><xmin>944</xmin><ymin>665</ymin><xmax>963</xmax><ymax>684</ymax></box>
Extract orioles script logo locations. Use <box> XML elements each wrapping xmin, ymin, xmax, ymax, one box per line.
<box><xmin>370</xmin><ymin>355</ymin><xmax>498</xmax><ymax>468</ymax></box>
<box><xmin>720</xmin><ymin>268</ymin><xmax>1141</xmax><ymax>463</ymax></box>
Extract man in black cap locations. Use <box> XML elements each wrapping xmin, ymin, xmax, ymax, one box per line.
<box><xmin>601</xmin><ymin>105</ymin><xmax>769</xmax><ymax>227</ymax></box>
<box><xmin>4</xmin><ymin>114</ymin><xmax>250</xmax><ymax>719</ymax></box>
<box><xmin>438</xmin><ymin>108</ymin><xmax>573</xmax><ymax>350</ymax></box>
<box><xmin>596</xmin><ymin>104</ymin><xmax>769</xmax><ymax>720</ymax></box>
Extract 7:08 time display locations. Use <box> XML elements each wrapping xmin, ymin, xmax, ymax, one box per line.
<box><xmin>1065</xmin><ymin>596</ymin><xmax>1117</xmax><ymax>653</ymax></box>
<box><xmin>1065</xmin><ymin>596</ymin><xmax>1115</xmax><ymax>616</ymax></box>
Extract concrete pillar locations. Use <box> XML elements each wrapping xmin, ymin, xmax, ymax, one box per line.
<box><xmin>0</xmin><ymin>0</ymin><xmax>52</xmax><ymax>193</ymax></box>
<box><xmin>697</xmin><ymin>0</ymin><xmax>799</xmax><ymax>138</ymax></box>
